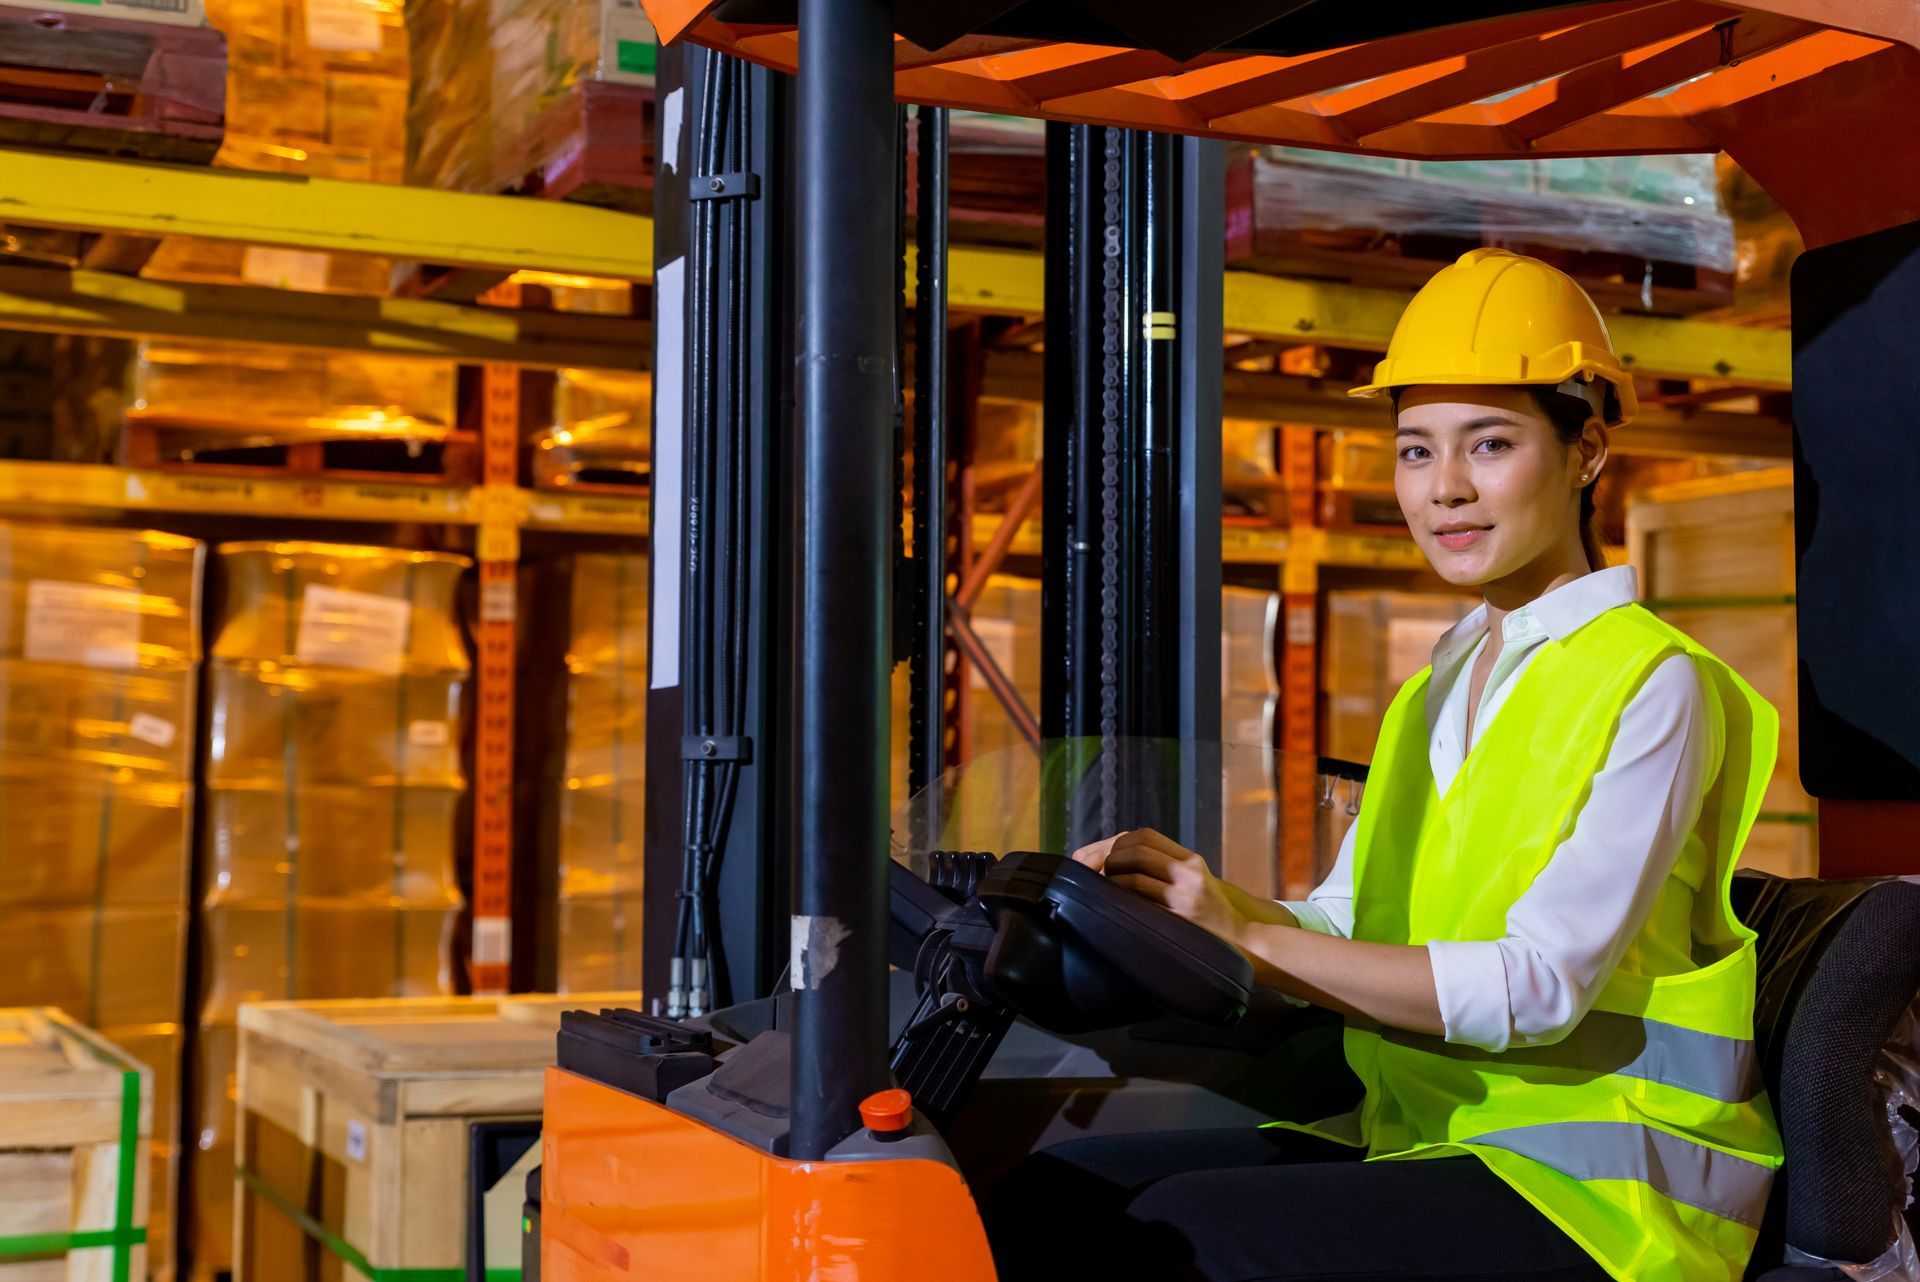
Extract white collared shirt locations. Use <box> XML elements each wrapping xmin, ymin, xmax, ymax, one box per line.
<box><xmin>1282</xmin><ymin>564</ymin><xmax>1718</xmax><ymax>1052</ymax></box>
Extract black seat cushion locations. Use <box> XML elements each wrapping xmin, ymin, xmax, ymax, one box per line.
<box><xmin>1730</xmin><ymin>872</ymin><xmax>1920</xmax><ymax>1277</ymax></box>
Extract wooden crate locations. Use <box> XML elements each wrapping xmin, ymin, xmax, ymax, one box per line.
<box><xmin>1628</xmin><ymin>467</ymin><xmax>1814</xmax><ymax>876</ymax></box>
<box><xmin>233</xmin><ymin>994</ymin><xmax>634</xmax><ymax>1282</ymax></box>
<box><xmin>0</xmin><ymin>1008</ymin><xmax>151</xmax><ymax>1282</ymax></box>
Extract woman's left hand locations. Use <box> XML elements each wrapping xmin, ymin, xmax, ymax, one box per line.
<box><xmin>1072</xmin><ymin>827</ymin><xmax>1249</xmax><ymax>946</ymax></box>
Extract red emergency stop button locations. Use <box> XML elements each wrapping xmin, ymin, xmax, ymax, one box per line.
<box><xmin>859</xmin><ymin>1088</ymin><xmax>914</xmax><ymax>1134</ymax></box>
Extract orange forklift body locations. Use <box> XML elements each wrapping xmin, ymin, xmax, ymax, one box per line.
<box><xmin>541</xmin><ymin>1067</ymin><xmax>998</xmax><ymax>1280</ymax></box>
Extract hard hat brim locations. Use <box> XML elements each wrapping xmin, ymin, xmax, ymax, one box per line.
<box><xmin>1349</xmin><ymin>366</ymin><xmax>1638</xmax><ymax>427</ymax></box>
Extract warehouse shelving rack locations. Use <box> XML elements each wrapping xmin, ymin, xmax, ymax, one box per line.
<box><xmin>0</xmin><ymin>135</ymin><xmax>1798</xmax><ymax>981</ymax></box>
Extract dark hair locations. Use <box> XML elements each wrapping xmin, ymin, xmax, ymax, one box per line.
<box><xmin>1528</xmin><ymin>388</ymin><xmax>1606</xmax><ymax>572</ymax></box>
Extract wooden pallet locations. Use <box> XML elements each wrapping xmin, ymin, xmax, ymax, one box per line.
<box><xmin>233</xmin><ymin>994</ymin><xmax>634</xmax><ymax>1282</ymax></box>
<box><xmin>0</xmin><ymin>1008</ymin><xmax>152</xmax><ymax>1282</ymax></box>
<box><xmin>0</xmin><ymin>10</ymin><xmax>223</xmax><ymax>163</ymax></box>
<box><xmin>531</xmin><ymin>440</ymin><xmax>647</xmax><ymax>495</ymax></box>
<box><xmin>121</xmin><ymin>417</ymin><xmax>480</xmax><ymax>487</ymax></box>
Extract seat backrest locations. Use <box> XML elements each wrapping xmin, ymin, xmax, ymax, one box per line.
<box><xmin>1730</xmin><ymin>872</ymin><xmax>1920</xmax><ymax>1274</ymax></box>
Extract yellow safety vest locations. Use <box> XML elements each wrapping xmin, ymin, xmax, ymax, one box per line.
<box><xmin>1296</xmin><ymin>602</ymin><xmax>1784</xmax><ymax>1282</ymax></box>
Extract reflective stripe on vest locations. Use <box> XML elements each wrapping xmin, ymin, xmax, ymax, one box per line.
<box><xmin>1470</xmin><ymin>1122</ymin><xmax>1775</xmax><ymax>1229</ymax></box>
<box><xmin>1358</xmin><ymin>1011</ymin><xmax>1763</xmax><ymax>1104</ymax></box>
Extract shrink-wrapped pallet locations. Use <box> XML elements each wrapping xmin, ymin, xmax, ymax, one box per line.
<box><xmin>406</xmin><ymin>0</ymin><xmax>656</xmax><ymax>201</ymax></box>
<box><xmin>555</xmin><ymin>552</ymin><xmax>647</xmax><ymax>992</ymax></box>
<box><xmin>0</xmin><ymin>521</ymin><xmax>202</xmax><ymax>1280</ymax></box>
<box><xmin>130</xmin><ymin>342</ymin><xmax>458</xmax><ymax>445</ymax></box>
<box><xmin>190</xmin><ymin>540</ymin><xmax>469</xmax><ymax>1275</ymax></box>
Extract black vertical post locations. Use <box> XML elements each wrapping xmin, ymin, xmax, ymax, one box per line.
<box><xmin>1042</xmin><ymin>123</ymin><xmax>1102</xmax><ymax>746</ymax></box>
<box><xmin>1175</xmin><ymin>137</ymin><xmax>1225</xmax><ymax>744</ymax></box>
<box><xmin>1040</xmin><ymin>127</ymin><xmax>1227</xmax><ymax>856</ymax></box>
<box><xmin>1175</xmin><ymin>137</ymin><xmax>1226</xmax><ymax>861</ymax></box>
<box><xmin>791</xmin><ymin>0</ymin><xmax>894</xmax><ymax>1161</ymax></box>
<box><xmin>909</xmin><ymin>105</ymin><xmax>951</xmax><ymax>795</ymax></box>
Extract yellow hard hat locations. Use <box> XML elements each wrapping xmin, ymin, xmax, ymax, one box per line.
<box><xmin>1350</xmin><ymin>248</ymin><xmax>1638</xmax><ymax>426</ymax></box>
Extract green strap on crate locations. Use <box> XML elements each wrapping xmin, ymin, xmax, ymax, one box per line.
<box><xmin>238</xmin><ymin>1165</ymin><xmax>520</xmax><ymax>1282</ymax></box>
<box><xmin>0</xmin><ymin>1070</ymin><xmax>147</xmax><ymax>1276</ymax></box>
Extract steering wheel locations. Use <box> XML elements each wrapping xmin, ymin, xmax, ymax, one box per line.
<box><xmin>897</xmin><ymin>850</ymin><xmax>1256</xmax><ymax>1035</ymax></box>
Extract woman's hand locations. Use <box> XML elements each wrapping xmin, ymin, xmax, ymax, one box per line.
<box><xmin>1071</xmin><ymin>828</ymin><xmax>1251</xmax><ymax>947</ymax></box>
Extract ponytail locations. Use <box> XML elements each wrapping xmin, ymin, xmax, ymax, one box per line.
<box><xmin>1531</xmin><ymin>388</ymin><xmax>1607</xmax><ymax>571</ymax></box>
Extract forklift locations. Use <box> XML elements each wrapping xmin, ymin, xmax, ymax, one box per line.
<box><xmin>529</xmin><ymin>4</ymin><xmax>1920</xmax><ymax>1279</ymax></box>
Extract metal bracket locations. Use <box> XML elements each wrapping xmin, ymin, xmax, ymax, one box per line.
<box><xmin>690</xmin><ymin>172</ymin><xmax>761</xmax><ymax>202</ymax></box>
<box><xmin>682</xmin><ymin>735</ymin><xmax>753</xmax><ymax>762</ymax></box>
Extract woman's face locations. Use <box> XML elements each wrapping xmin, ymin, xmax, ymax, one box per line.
<box><xmin>1392</xmin><ymin>384</ymin><xmax>1593</xmax><ymax>589</ymax></box>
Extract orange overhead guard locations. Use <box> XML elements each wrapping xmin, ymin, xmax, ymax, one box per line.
<box><xmin>635</xmin><ymin>0</ymin><xmax>1920</xmax><ymax>248</ymax></box>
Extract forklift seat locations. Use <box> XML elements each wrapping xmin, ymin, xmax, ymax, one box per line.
<box><xmin>1730</xmin><ymin>871</ymin><xmax>1920</xmax><ymax>1281</ymax></box>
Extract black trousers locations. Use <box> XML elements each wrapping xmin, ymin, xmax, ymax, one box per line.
<box><xmin>983</xmin><ymin>1127</ymin><xmax>1612</xmax><ymax>1282</ymax></box>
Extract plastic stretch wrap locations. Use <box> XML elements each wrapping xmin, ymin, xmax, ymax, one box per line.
<box><xmin>132</xmin><ymin>343</ymin><xmax>457</xmax><ymax>440</ymax></box>
<box><xmin>205</xmin><ymin>662</ymin><xmax>466</xmax><ymax>785</ymax></box>
<box><xmin>0</xmin><ymin>525</ymin><xmax>202</xmax><ymax>667</ymax></box>
<box><xmin>191</xmin><ymin>541</ymin><xmax>469</xmax><ymax>1274</ymax></box>
<box><xmin>0</xmin><ymin>660</ymin><xmax>196</xmax><ymax>777</ymax></box>
<box><xmin>1256</xmin><ymin>148</ymin><xmax>1734</xmax><ymax>273</ymax></box>
<box><xmin>556</xmin><ymin>552</ymin><xmax>646</xmax><ymax>992</ymax></box>
<box><xmin>207</xmin><ymin>0</ymin><xmax>407</xmax><ymax>181</ymax></box>
<box><xmin>537</xmin><ymin>368</ymin><xmax>650</xmax><ymax>479</ymax></box>
<box><xmin>0</xmin><ymin>520</ymin><xmax>200</xmax><ymax>1282</ymax></box>
<box><xmin>0</xmin><ymin>905</ymin><xmax>188</xmax><ymax>1028</ymax></box>
<box><xmin>210</xmin><ymin>542</ymin><xmax>469</xmax><ymax>670</ymax></box>
<box><xmin>405</xmin><ymin>0</ymin><xmax>656</xmax><ymax>195</ymax></box>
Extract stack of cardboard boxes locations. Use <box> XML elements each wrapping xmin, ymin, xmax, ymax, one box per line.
<box><xmin>0</xmin><ymin>521</ymin><xmax>202</xmax><ymax>1279</ymax></box>
<box><xmin>556</xmin><ymin>551</ymin><xmax>649</xmax><ymax>992</ymax></box>
<box><xmin>191</xmin><ymin>541</ymin><xmax>470</xmax><ymax>1271</ymax></box>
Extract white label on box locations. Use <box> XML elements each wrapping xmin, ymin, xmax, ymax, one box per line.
<box><xmin>1285</xmin><ymin>603</ymin><xmax>1316</xmax><ymax>648</ymax></box>
<box><xmin>472</xmin><ymin>917</ymin><xmax>511</xmax><ymax>967</ymax></box>
<box><xmin>303</xmin><ymin>0</ymin><xmax>383</xmax><ymax>52</ymax></box>
<box><xmin>129</xmin><ymin>713</ymin><xmax>178</xmax><ymax>749</ymax></box>
<box><xmin>479</xmin><ymin>579</ymin><xmax>516</xmax><ymax>624</ymax></box>
<box><xmin>295</xmin><ymin>585</ymin><xmax>411</xmax><ymax>674</ymax></box>
<box><xmin>25</xmin><ymin>580</ymin><xmax>143</xmax><ymax>669</ymax></box>
<box><xmin>345</xmin><ymin>1120</ymin><xmax>367</xmax><ymax>1162</ymax></box>
<box><xmin>241</xmin><ymin>246</ymin><xmax>332</xmax><ymax>293</ymax></box>
<box><xmin>407</xmin><ymin>719</ymin><xmax>450</xmax><ymax>748</ymax></box>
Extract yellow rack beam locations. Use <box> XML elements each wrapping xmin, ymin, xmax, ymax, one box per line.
<box><xmin>0</xmin><ymin>149</ymin><xmax>653</xmax><ymax>280</ymax></box>
<box><xmin>968</xmin><ymin>510</ymin><xmax>1429</xmax><ymax>570</ymax></box>
<box><xmin>934</xmin><ymin>245</ymin><xmax>1792</xmax><ymax>388</ymax></box>
<box><xmin>0</xmin><ymin>150</ymin><xmax>1787</xmax><ymax>386</ymax></box>
<box><xmin>0</xmin><ymin>460</ymin><xmax>650</xmax><ymax>533</ymax></box>
<box><xmin>0</xmin><ymin>265</ymin><xmax>648</xmax><ymax>370</ymax></box>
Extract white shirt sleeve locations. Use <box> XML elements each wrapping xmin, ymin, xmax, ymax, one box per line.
<box><xmin>1280</xmin><ymin>818</ymin><xmax>1357</xmax><ymax>938</ymax></box>
<box><xmin>1426</xmin><ymin>652</ymin><xmax>1716</xmax><ymax>1052</ymax></box>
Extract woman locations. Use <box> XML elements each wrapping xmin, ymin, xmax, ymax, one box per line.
<box><xmin>986</xmin><ymin>250</ymin><xmax>1782</xmax><ymax>1282</ymax></box>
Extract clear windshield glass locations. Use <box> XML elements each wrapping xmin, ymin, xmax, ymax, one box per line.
<box><xmin>890</xmin><ymin>737</ymin><xmax>1365</xmax><ymax>902</ymax></box>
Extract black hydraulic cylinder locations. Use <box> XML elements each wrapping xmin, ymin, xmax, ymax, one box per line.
<box><xmin>790</xmin><ymin>0</ymin><xmax>894</xmax><ymax>1161</ymax></box>
<box><xmin>909</xmin><ymin>105</ymin><xmax>950</xmax><ymax>795</ymax></box>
